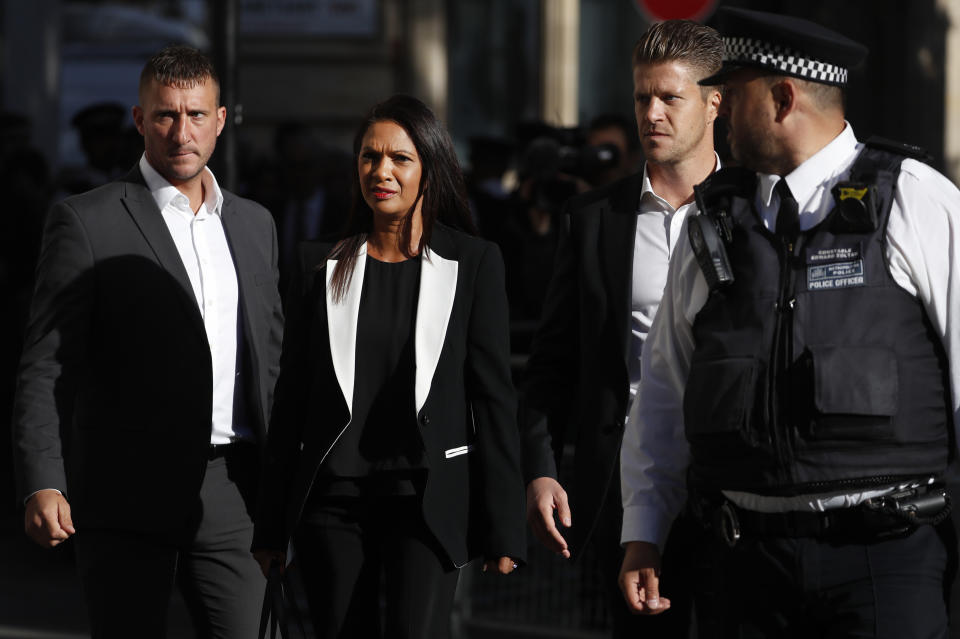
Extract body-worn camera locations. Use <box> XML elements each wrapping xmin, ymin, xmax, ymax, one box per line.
<box><xmin>829</xmin><ymin>181</ymin><xmax>879</xmax><ymax>233</ymax></box>
<box><xmin>688</xmin><ymin>213</ymin><xmax>734</xmax><ymax>291</ymax></box>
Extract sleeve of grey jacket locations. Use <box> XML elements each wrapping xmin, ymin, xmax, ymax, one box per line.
<box><xmin>263</xmin><ymin>207</ymin><xmax>284</xmax><ymax>422</ymax></box>
<box><xmin>12</xmin><ymin>201</ymin><xmax>95</xmax><ymax>500</ymax></box>
<box><xmin>252</xmin><ymin>243</ymin><xmax>312</xmax><ymax>552</ymax></box>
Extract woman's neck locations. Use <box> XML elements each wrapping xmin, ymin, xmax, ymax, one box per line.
<box><xmin>367</xmin><ymin>211</ymin><xmax>423</xmax><ymax>262</ymax></box>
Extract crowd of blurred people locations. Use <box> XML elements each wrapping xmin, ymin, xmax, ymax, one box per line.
<box><xmin>468</xmin><ymin>115</ymin><xmax>639</xmax><ymax>333</ymax></box>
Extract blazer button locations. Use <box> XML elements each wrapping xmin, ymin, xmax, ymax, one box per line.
<box><xmin>602</xmin><ymin>422</ymin><xmax>623</xmax><ymax>435</ymax></box>
<box><xmin>420</xmin><ymin>414</ymin><xmax>430</xmax><ymax>426</ymax></box>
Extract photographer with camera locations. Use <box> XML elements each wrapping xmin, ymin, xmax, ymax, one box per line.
<box><xmin>585</xmin><ymin>113</ymin><xmax>640</xmax><ymax>188</ymax></box>
<box><xmin>520</xmin><ymin>20</ymin><xmax>722</xmax><ymax>637</ymax></box>
<box><xmin>498</xmin><ymin>125</ymin><xmax>582</xmax><ymax>322</ymax></box>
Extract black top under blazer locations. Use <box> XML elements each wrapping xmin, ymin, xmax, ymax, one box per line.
<box><xmin>253</xmin><ymin>222</ymin><xmax>526</xmax><ymax>568</ymax></box>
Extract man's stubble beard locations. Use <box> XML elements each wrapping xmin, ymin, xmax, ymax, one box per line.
<box><xmin>729</xmin><ymin>126</ymin><xmax>788</xmax><ymax>175</ymax></box>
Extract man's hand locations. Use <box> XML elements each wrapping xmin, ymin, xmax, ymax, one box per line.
<box><xmin>619</xmin><ymin>540</ymin><xmax>670</xmax><ymax>615</ymax></box>
<box><xmin>24</xmin><ymin>490</ymin><xmax>75</xmax><ymax>548</ymax></box>
<box><xmin>482</xmin><ymin>556</ymin><xmax>519</xmax><ymax>575</ymax></box>
<box><xmin>253</xmin><ymin>550</ymin><xmax>286</xmax><ymax>579</ymax></box>
<box><xmin>526</xmin><ymin>476</ymin><xmax>572</xmax><ymax>558</ymax></box>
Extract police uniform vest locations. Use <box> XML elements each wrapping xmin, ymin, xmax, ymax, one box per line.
<box><xmin>683</xmin><ymin>141</ymin><xmax>952</xmax><ymax>496</ymax></box>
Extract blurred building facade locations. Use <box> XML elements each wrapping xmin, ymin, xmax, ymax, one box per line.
<box><xmin>2</xmin><ymin>0</ymin><xmax>959</xmax><ymax>182</ymax></box>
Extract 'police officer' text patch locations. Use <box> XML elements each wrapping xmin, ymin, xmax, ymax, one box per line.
<box><xmin>806</xmin><ymin>244</ymin><xmax>865</xmax><ymax>290</ymax></box>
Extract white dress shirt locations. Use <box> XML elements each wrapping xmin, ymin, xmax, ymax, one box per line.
<box><xmin>140</xmin><ymin>154</ymin><xmax>245</xmax><ymax>445</ymax></box>
<box><xmin>628</xmin><ymin>157</ymin><xmax>720</xmax><ymax>406</ymax></box>
<box><xmin>621</xmin><ymin>124</ymin><xmax>960</xmax><ymax>548</ymax></box>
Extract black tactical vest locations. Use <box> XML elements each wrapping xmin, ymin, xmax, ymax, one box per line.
<box><xmin>683</xmin><ymin>141</ymin><xmax>952</xmax><ymax>496</ymax></box>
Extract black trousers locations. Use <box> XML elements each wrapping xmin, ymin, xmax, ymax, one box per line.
<box><xmin>74</xmin><ymin>445</ymin><xmax>264</xmax><ymax>639</ymax></box>
<box><xmin>694</xmin><ymin>520</ymin><xmax>958</xmax><ymax>638</ymax></box>
<box><xmin>294</xmin><ymin>495</ymin><xmax>459</xmax><ymax>639</ymax></box>
<box><xmin>595</xmin><ymin>469</ymin><xmax>698</xmax><ymax>638</ymax></box>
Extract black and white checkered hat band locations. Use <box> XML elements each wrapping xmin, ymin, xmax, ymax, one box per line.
<box><xmin>724</xmin><ymin>37</ymin><xmax>848</xmax><ymax>85</ymax></box>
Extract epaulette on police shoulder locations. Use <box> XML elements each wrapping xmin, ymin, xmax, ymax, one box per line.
<box><xmin>693</xmin><ymin>166</ymin><xmax>756</xmax><ymax>221</ymax></box>
<box><xmin>863</xmin><ymin>135</ymin><xmax>932</xmax><ymax>163</ymax></box>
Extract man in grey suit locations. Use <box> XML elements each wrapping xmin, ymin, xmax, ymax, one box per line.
<box><xmin>12</xmin><ymin>46</ymin><xmax>283</xmax><ymax>638</ymax></box>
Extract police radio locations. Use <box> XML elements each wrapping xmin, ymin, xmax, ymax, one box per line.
<box><xmin>688</xmin><ymin>169</ymin><xmax>753</xmax><ymax>291</ymax></box>
<box><xmin>688</xmin><ymin>212</ymin><xmax>734</xmax><ymax>291</ymax></box>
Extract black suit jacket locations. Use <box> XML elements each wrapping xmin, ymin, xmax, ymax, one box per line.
<box><xmin>12</xmin><ymin>165</ymin><xmax>284</xmax><ymax>538</ymax></box>
<box><xmin>521</xmin><ymin>172</ymin><xmax>643</xmax><ymax>557</ymax></box>
<box><xmin>253</xmin><ymin>223</ymin><xmax>526</xmax><ymax>568</ymax></box>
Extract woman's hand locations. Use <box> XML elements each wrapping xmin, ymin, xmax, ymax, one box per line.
<box><xmin>482</xmin><ymin>556</ymin><xmax>519</xmax><ymax>575</ymax></box>
<box><xmin>253</xmin><ymin>550</ymin><xmax>286</xmax><ymax>578</ymax></box>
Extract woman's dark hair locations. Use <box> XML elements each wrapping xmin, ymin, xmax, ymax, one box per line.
<box><xmin>327</xmin><ymin>94</ymin><xmax>477</xmax><ymax>301</ymax></box>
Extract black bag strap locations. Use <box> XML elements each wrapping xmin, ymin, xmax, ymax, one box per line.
<box><xmin>258</xmin><ymin>562</ymin><xmax>308</xmax><ymax>639</ymax></box>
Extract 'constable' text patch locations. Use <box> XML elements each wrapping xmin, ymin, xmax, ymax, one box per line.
<box><xmin>806</xmin><ymin>244</ymin><xmax>865</xmax><ymax>290</ymax></box>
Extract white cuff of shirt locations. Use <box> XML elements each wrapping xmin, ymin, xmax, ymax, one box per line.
<box><xmin>24</xmin><ymin>488</ymin><xmax>63</xmax><ymax>505</ymax></box>
<box><xmin>620</xmin><ymin>503</ymin><xmax>675</xmax><ymax>551</ymax></box>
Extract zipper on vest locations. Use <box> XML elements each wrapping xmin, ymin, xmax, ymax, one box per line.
<box><xmin>769</xmin><ymin>236</ymin><xmax>800</xmax><ymax>476</ymax></box>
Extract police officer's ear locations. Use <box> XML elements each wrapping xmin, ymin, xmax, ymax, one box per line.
<box><xmin>770</xmin><ymin>78</ymin><xmax>797</xmax><ymax>123</ymax></box>
<box><xmin>705</xmin><ymin>87</ymin><xmax>722</xmax><ymax>125</ymax></box>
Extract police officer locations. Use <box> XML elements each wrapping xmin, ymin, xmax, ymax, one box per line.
<box><xmin>619</xmin><ymin>7</ymin><xmax>960</xmax><ymax>637</ymax></box>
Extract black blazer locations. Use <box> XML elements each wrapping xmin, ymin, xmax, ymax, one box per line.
<box><xmin>12</xmin><ymin>165</ymin><xmax>284</xmax><ymax>537</ymax></box>
<box><xmin>521</xmin><ymin>172</ymin><xmax>642</xmax><ymax>557</ymax></box>
<box><xmin>253</xmin><ymin>223</ymin><xmax>526</xmax><ymax>568</ymax></box>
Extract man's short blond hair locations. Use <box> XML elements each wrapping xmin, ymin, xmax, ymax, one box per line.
<box><xmin>632</xmin><ymin>20</ymin><xmax>723</xmax><ymax>83</ymax></box>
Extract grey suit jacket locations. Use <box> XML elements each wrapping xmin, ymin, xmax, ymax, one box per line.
<box><xmin>12</xmin><ymin>165</ymin><xmax>283</xmax><ymax>537</ymax></box>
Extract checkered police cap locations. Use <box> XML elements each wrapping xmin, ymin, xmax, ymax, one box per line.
<box><xmin>699</xmin><ymin>8</ymin><xmax>868</xmax><ymax>87</ymax></box>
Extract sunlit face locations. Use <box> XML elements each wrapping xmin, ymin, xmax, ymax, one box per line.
<box><xmin>133</xmin><ymin>77</ymin><xmax>225</xmax><ymax>188</ymax></box>
<box><xmin>633</xmin><ymin>61</ymin><xmax>719</xmax><ymax>166</ymax></box>
<box><xmin>358</xmin><ymin>120</ymin><xmax>424</xmax><ymax>220</ymax></box>
<box><xmin>718</xmin><ymin>69</ymin><xmax>781</xmax><ymax>173</ymax></box>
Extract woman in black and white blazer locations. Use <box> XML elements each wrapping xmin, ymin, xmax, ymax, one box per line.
<box><xmin>252</xmin><ymin>95</ymin><xmax>525</xmax><ymax>638</ymax></box>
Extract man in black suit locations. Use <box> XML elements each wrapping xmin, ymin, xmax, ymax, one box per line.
<box><xmin>12</xmin><ymin>46</ymin><xmax>283</xmax><ymax>638</ymax></box>
<box><xmin>521</xmin><ymin>20</ymin><xmax>722</xmax><ymax>636</ymax></box>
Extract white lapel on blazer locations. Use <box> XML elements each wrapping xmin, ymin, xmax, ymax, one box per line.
<box><xmin>326</xmin><ymin>241</ymin><xmax>368</xmax><ymax>416</ymax></box>
<box><xmin>415</xmin><ymin>246</ymin><xmax>458</xmax><ymax>413</ymax></box>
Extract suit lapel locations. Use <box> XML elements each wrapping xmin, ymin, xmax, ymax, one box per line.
<box><xmin>326</xmin><ymin>241</ymin><xmax>367</xmax><ymax>416</ymax></box>
<box><xmin>324</xmin><ymin>229</ymin><xmax>459</xmax><ymax>416</ymax></box>
<box><xmin>119</xmin><ymin>167</ymin><xmax>207</xmax><ymax>343</ymax></box>
<box><xmin>601</xmin><ymin>173</ymin><xmax>643</xmax><ymax>364</ymax></box>
<box><xmin>220</xmin><ymin>195</ymin><xmax>257</xmax><ymax>330</ymax></box>
<box><xmin>415</xmin><ymin>242</ymin><xmax>458</xmax><ymax>413</ymax></box>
